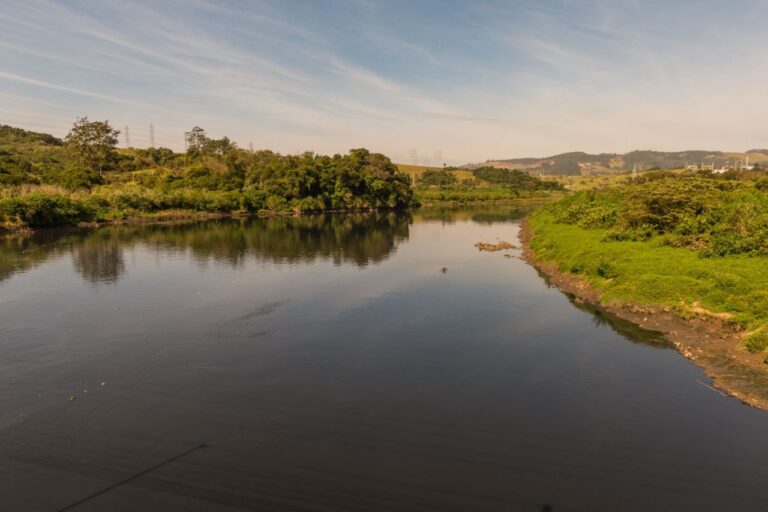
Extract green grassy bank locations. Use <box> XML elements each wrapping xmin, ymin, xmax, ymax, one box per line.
<box><xmin>528</xmin><ymin>172</ymin><xmax>768</xmax><ymax>357</ymax></box>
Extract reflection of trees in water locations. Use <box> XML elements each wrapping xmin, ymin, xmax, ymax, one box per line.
<box><xmin>72</xmin><ymin>232</ymin><xmax>125</xmax><ymax>284</ymax></box>
<box><xmin>565</xmin><ymin>293</ymin><xmax>672</xmax><ymax>349</ymax></box>
<box><xmin>133</xmin><ymin>213</ymin><xmax>410</xmax><ymax>267</ymax></box>
<box><xmin>413</xmin><ymin>206</ymin><xmax>533</xmax><ymax>225</ymax></box>
<box><xmin>533</xmin><ymin>267</ymin><xmax>671</xmax><ymax>349</ymax></box>
<box><xmin>470</xmin><ymin>208</ymin><xmax>528</xmax><ymax>224</ymax></box>
<box><xmin>0</xmin><ymin>206</ymin><xmax>534</xmax><ymax>285</ymax></box>
<box><xmin>0</xmin><ymin>229</ymin><xmax>82</xmax><ymax>282</ymax></box>
<box><xmin>0</xmin><ymin>212</ymin><xmax>412</xmax><ymax>285</ymax></box>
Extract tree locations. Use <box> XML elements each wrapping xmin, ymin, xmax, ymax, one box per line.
<box><xmin>205</xmin><ymin>136</ymin><xmax>237</xmax><ymax>157</ymax></box>
<box><xmin>64</xmin><ymin>117</ymin><xmax>120</xmax><ymax>175</ymax></box>
<box><xmin>418</xmin><ymin>170</ymin><xmax>456</xmax><ymax>187</ymax></box>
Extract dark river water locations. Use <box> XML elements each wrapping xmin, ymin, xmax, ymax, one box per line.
<box><xmin>2</xmin><ymin>208</ymin><xmax>768</xmax><ymax>512</ymax></box>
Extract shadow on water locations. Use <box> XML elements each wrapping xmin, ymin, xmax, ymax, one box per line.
<box><xmin>533</xmin><ymin>267</ymin><xmax>672</xmax><ymax>350</ymax></box>
<box><xmin>565</xmin><ymin>292</ymin><xmax>673</xmax><ymax>349</ymax></box>
<box><xmin>0</xmin><ymin>212</ymin><xmax>412</xmax><ymax>285</ymax></box>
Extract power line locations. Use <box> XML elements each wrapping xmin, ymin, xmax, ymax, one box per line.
<box><xmin>408</xmin><ymin>148</ymin><xmax>418</xmax><ymax>165</ymax></box>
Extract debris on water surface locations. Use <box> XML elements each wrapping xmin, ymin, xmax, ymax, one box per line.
<box><xmin>475</xmin><ymin>241</ymin><xmax>516</xmax><ymax>252</ymax></box>
<box><xmin>68</xmin><ymin>395</ymin><xmax>76</xmax><ymax>401</ymax></box>
<box><xmin>441</xmin><ymin>267</ymin><xmax>447</xmax><ymax>273</ymax></box>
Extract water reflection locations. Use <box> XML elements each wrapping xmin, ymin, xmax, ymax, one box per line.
<box><xmin>72</xmin><ymin>231</ymin><xmax>126</xmax><ymax>284</ymax></box>
<box><xmin>0</xmin><ymin>229</ymin><xmax>79</xmax><ymax>282</ymax></box>
<box><xmin>0</xmin><ymin>212</ymin><xmax>413</xmax><ymax>285</ymax></box>
<box><xmin>566</xmin><ymin>294</ymin><xmax>673</xmax><ymax>349</ymax></box>
<box><xmin>0</xmin><ymin>207</ymin><xmax>541</xmax><ymax>285</ymax></box>
<box><xmin>412</xmin><ymin>205</ymin><xmax>532</xmax><ymax>224</ymax></box>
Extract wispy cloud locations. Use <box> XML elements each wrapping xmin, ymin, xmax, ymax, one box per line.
<box><xmin>1</xmin><ymin>0</ymin><xmax>768</xmax><ymax>161</ymax></box>
<box><xmin>0</xmin><ymin>70</ymin><xmax>151</xmax><ymax>108</ymax></box>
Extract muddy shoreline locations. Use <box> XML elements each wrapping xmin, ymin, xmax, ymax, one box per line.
<box><xmin>519</xmin><ymin>217</ymin><xmax>768</xmax><ymax>411</ymax></box>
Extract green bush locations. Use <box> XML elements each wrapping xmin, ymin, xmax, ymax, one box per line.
<box><xmin>472</xmin><ymin>167</ymin><xmax>564</xmax><ymax>191</ymax></box>
<box><xmin>418</xmin><ymin>170</ymin><xmax>456</xmax><ymax>187</ymax></box>
<box><xmin>541</xmin><ymin>175</ymin><xmax>768</xmax><ymax>256</ymax></box>
<box><xmin>746</xmin><ymin>331</ymin><xmax>768</xmax><ymax>353</ymax></box>
<box><xmin>0</xmin><ymin>193</ymin><xmax>94</xmax><ymax>227</ymax></box>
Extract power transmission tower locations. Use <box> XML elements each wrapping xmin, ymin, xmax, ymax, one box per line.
<box><xmin>434</xmin><ymin>150</ymin><xmax>443</xmax><ymax>167</ymax></box>
<box><xmin>124</xmin><ymin>125</ymin><xmax>130</xmax><ymax>148</ymax></box>
<box><xmin>408</xmin><ymin>148</ymin><xmax>418</xmax><ymax>165</ymax></box>
<box><xmin>149</xmin><ymin>124</ymin><xmax>155</xmax><ymax>148</ymax></box>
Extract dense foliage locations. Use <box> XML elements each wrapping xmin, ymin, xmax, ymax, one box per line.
<box><xmin>418</xmin><ymin>169</ymin><xmax>456</xmax><ymax>186</ymax></box>
<box><xmin>411</xmin><ymin>166</ymin><xmax>563</xmax><ymax>204</ymax></box>
<box><xmin>470</xmin><ymin>167</ymin><xmax>563</xmax><ymax>190</ymax></box>
<box><xmin>0</xmin><ymin>121</ymin><xmax>415</xmax><ymax>229</ymax></box>
<box><xmin>415</xmin><ymin>187</ymin><xmax>553</xmax><ymax>204</ymax></box>
<box><xmin>542</xmin><ymin>172</ymin><xmax>768</xmax><ymax>256</ymax></box>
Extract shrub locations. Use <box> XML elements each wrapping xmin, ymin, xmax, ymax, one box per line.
<box><xmin>418</xmin><ymin>170</ymin><xmax>456</xmax><ymax>187</ymax></box>
<box><xmin>746</xmin><ymin>331</ymin><xmax>768</xmax><ymax>353</ymax></box>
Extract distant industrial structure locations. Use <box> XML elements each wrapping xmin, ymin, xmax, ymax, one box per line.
<box><xmin>688</xmin><ymin>156</ymin><xmax>756</xmax><ymax>174</ymax></box>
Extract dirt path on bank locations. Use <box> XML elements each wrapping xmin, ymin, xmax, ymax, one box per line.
<box><xmin>519</xmin><ymin>218</ymin><xmax>768</xmax><ymax>411</ymax></box>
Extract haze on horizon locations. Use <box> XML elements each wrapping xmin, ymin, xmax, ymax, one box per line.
<box><xmin>1</xmin><ymin>0</ymin><xmax>767</xmax><ymax>165</ymax></box>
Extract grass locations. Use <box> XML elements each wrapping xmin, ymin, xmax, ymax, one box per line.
<box><xmin>415</xmin><ymin>187</ymin><xmax>561</xmax><ymax>204</ymax></box>
<box><xmin>528</xmin><ymin>210</ymin><xmax>768</xmax><ymax>350</ymax></box>
<box><xmin>395</xmin><ymin>164</ymin><xmax>474</xmax><ymax>183</ymax></box>
<box><xmin>542</xmin><ymin>170</ymin><xmax>691</xmax><ymax>191</ymax></box>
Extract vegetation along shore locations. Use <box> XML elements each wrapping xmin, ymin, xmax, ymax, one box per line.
<box><xmin>0</xmin><ymin>120</ymin><xmax>564</xmax><ymax>233</ymax></box>
<box><xmin>0</xmin><ymin>120</ymin><xmax>416</xmax><ymax>232</ymax></box>
<box><xmin>522</xmin><ymin>170</ymin><xmax>768</xmax><ymax>408</ymax></box>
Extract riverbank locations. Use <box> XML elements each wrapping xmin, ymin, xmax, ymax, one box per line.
<box><xmin>0</xmin><ymin>209</ymin><xmax>235</xmax><ymax>236</ymax></box>
<box><xmin>520</xmin><ymin>217</ymin><xmax>768</xmax><ymax>410</ymax></box>
<box><xmin>0</xmin><ymin>183</ymin><xmax>417</xmax><ymax>235</ymax></box>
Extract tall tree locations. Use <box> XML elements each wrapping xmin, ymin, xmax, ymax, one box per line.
<box><xmin>64</xmin><ymin>117</ymin><xmax>120</xmax><ymax>175</ymax></box>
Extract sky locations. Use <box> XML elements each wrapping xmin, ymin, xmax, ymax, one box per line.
<box><xmin>1</xmin><ymin>0</ymin><xmax>768</xmax><ymax>165</ymax></box>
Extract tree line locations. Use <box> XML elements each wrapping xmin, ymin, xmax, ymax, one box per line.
<box><xmin>0</xmin><ymin>117</ymin><xmax>416</xmax><ymax>229</ymax></box>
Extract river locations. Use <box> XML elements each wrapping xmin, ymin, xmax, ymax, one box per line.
<box><xmin>1</xmin><ymin>207</ymin><xmax>767</xmax><ymax>511</ymax></box>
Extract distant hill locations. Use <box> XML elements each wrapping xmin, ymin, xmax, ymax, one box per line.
<box><xmin>0</xmin><ymin>124</ymin><xmax>62</xmax><ymax>147</ymax></box>
<box><xmin>0</xmin><ymin>124</ymin><xmax>67</xmax><ymax>185</ymax></box>
<box><xmin>469</xmin><ymin>150</ymin><xmax>768</xmax><ymax>176</ymax></box>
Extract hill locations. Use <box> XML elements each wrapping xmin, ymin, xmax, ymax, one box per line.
<box><xmin>471</xmin><ymin>150</ymin><xmax>768</xmax><ymax>176</ymax></box>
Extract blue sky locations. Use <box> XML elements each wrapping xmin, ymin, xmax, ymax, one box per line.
<box><xmin>2</xmin><ymin>0</ymin><xmax>768</xmax><ymax>164</ymax></box>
